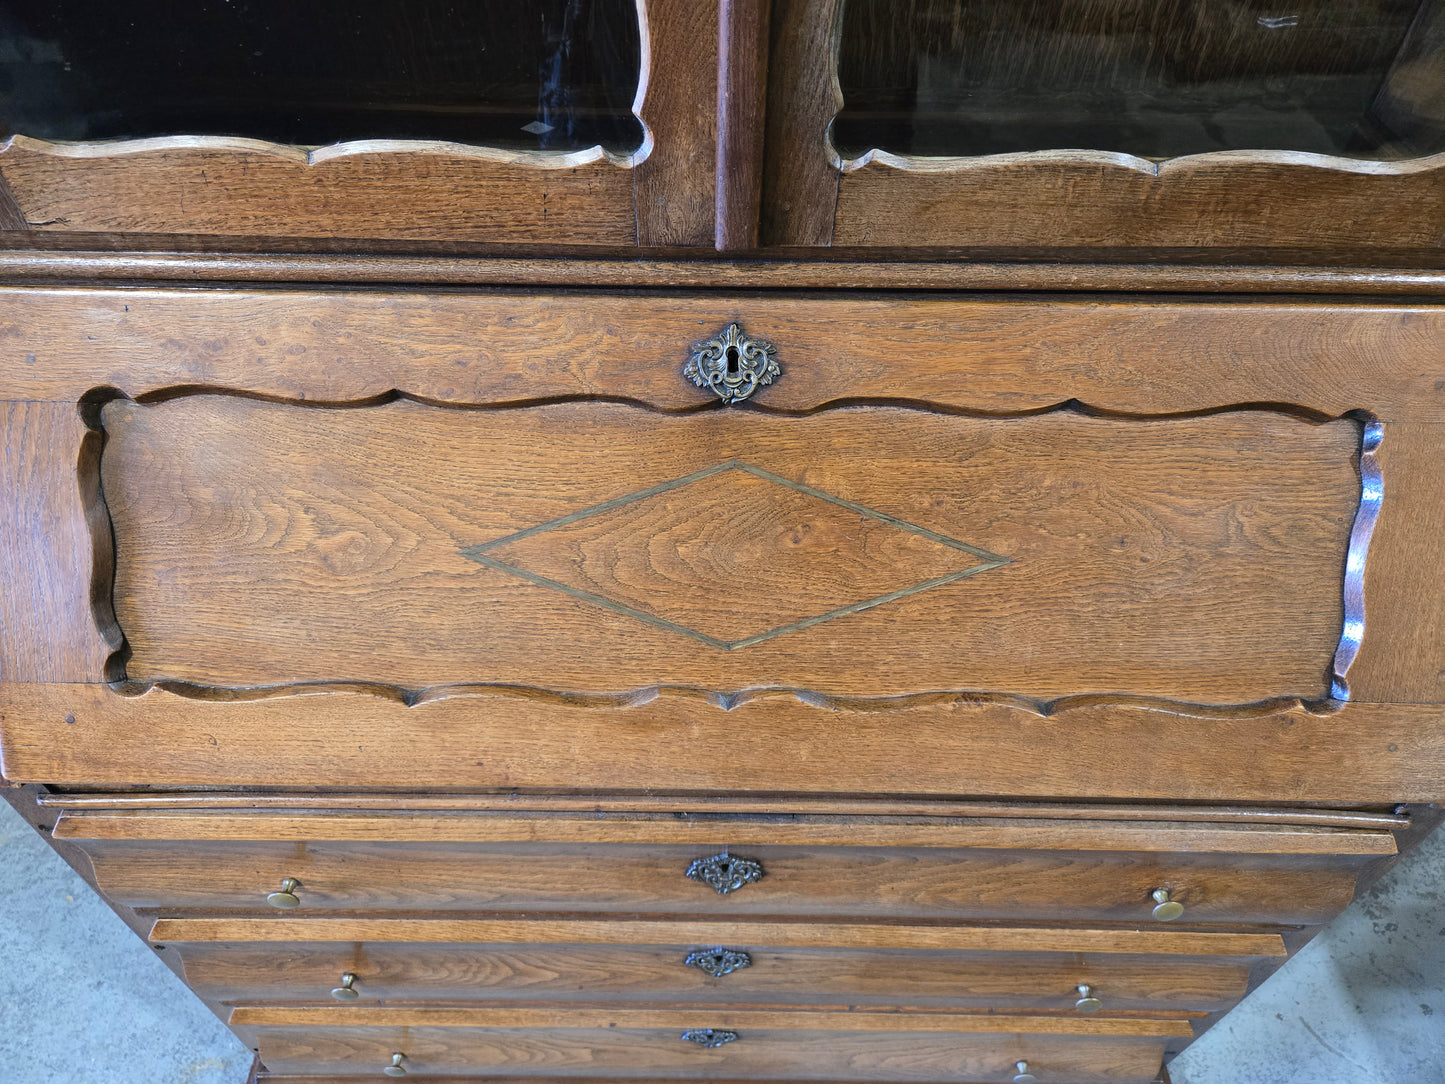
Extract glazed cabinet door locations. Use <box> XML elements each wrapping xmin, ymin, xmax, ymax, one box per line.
<box><xmin>762</xmin><ymin>0</ymin><xmax>1445</xmax><ymax>250</ymax></box>
<box><xmin>0</xmin><ymin>0</ymin><xmax>718</xmax><ymax>246</ymax></box>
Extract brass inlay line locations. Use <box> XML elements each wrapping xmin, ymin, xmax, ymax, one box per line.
<box><xmin>459</xmin><ymin>459</ymin><xmax>1009</xmax><ymax>651</ymax></box>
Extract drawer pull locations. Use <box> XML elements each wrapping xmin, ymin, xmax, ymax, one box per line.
<box><xmin>685</xmin><ymin>852</ymin><xmax>764</xmax><ymax>895</ymax></box>
<box><xmin>330</xmin><ymin>972</ymin><xmax>359</xmax><ymax>1001</ymax></box>
<box><xmin>684</xmin><ymin>948</ymin><xmax>753</xmax><ymax>977</ymax></box>
<box><xmin>1013</xmin><ymin>1061</ymin><xmax>1038</xmax><ymax>1084</ymax></box>
<box><xmin>265</xmin><ymin>877</ymin><xmax>301</xmax><ymax>909</ymax></box>
<box><xmin>382</xmin><ymin>1052</ymin><xmax>408</xmax><ymax>1077</ymax></box>
<box><xmin>1151</xmin><ymin>887</ymin><xmax>1185</xmax><ymax>921</ymax></box>
<box><xmin>684</xmin><ymin>322</ymin><xmax>780</xmax><ymax>404</ymax></box>
<box><xmin>681</xmin><ymin>1028</ymin><xmax>740</xmax><ymax>1049</ymax></box>
<box><xmin>1074</xmin><ymin>983</ymin><xmax>1102</xmax><ymax>1012</ymax></box>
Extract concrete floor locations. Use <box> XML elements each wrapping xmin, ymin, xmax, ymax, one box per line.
<box><xmin>1</xmin><ymin>798</ymin><xmax>1442</xmax><ymax>1083</ymax></box>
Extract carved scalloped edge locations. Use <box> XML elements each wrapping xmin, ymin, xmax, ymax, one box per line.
<box><xmin>835</xmin><ymin>146</ymin><xmax>1445</xmax><ymax>178</ymax></box>
<box><xmin>0</xmin><ymin>0</ymin><xmax>656</xmax><ymax>173</ymax></box>
<box><xmin>82</xmin><ymin>388</ymin><xmax>1377</xmax><ymax>714</ymax></box>
<box><xmin>0</xmin><ymin>131</ymin><xmax>647</xmax><ymax>171</ymax></box>
<box><xmin>111</xmin><ymin>679</ymin><xmax>1343</xmax><ymax>720</ymax></box>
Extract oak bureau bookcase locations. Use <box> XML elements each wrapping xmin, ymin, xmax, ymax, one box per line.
<box><xmin>1</xmin><ymin>1</ymin><xmax>1444</xmax><ymax>1082</ymax></box>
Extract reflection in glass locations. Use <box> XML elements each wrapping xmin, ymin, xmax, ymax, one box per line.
<box><xmin>835</xmin><ymin>0</ymin><xmax>1445</xmax><ymax>160</ymax></box>
<box><xmin>0</xmin><ymin>0</ymin><xmax>644</xmax><ymax>152</ymax></box>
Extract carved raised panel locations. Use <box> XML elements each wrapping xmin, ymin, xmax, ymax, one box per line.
<box><xmin>94</xmin><ymin>393</ymin><xmax>1364</xmax><ymax>709</ymax></box>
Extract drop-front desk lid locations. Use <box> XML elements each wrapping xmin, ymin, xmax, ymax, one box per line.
<box><xmin>2</xmin><ymin>286</ymin><xmax>1442</xmax><ymax>801</ymax></box>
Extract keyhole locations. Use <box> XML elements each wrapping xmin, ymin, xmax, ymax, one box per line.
<box><xmin>726</xmin><ymin>345</ymin><xmax>740</xmax><ymax>376</ymax></box>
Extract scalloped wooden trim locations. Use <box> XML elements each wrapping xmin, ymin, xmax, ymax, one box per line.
<box><xmin>4</xmin><ymin>681</ymin><xmax>1443</xmax><ymax>797</ymax></box>
<box><xmin>835</xmin><ymin>146</ymin><xmax>1445</xmax><ymax>178</ymax></box>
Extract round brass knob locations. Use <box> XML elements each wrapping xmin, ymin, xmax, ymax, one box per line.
<box><xmin>382</xmin><ymin>1052</ymin><xmax>407</xmax><ymax>1077</ymax></box>
<box><xmin>1013</xmin><ymin>1060</ymin><xmax>1037</xmax><ymax>1084</ymax></box>
<box><xmin>330</xmin><ymin>972</ymin><xmax>359</xmax><ymax>1001</ymax></box>
<box><xmin>1151</xmin><ymin>887</ymin><xmax>1185</xmax><ymax>921</ymax></box>
<box><xmin>266</xmin><ymin>877</ymin><xmax>301</xmax><ymax>909</ymax></box>
<box><xmin>1074</xmin><ymin>983</ymin><xmax>1102</xmax><ymax>1012</ymax></box>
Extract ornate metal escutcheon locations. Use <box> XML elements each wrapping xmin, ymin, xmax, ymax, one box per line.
<box><xmin>685</xmin><ymin>852</ymin><xmax>764</xmax><ymax>895</ymax></box>
<box><xmin>684</xmin><ymin>948</ymin><xmax>753</xmax><ymax>977</ymax></box>
<box><xmin>684</xmin><ymin>322</ymin><xmax>781</xmax><ymax>404</ymax></box>
<box><xmin>681</xmin><ymin>1028</ymin><xmax>740</xmax><ymax>1049</ymax></box>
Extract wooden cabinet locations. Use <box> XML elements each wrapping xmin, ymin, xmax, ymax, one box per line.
<box><xmin>1</xmin><ymin>4</ymin><xmax>1443</xmax><ymax>1083</ymax></box>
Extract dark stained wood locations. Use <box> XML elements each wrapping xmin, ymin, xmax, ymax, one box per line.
<box><xmin>100</xmin><ymin>396</ymin><xmax>1356</xmax><ymax>703</ymax></box>
<box><xmin>5</xmin><ymin>683</ymin><xmax>1444</xmax><ymax>800</ymax></box>
<box><xmin>0</xmin><ymin>402</ymin><xmax>111</xmax><ymax>683</ymax></box>
<box><xmin>168</xmin><ymin>936</ymin><xmax>1261</xmax><ymax>1012</ymax></box>
<box><xmin>2</xmin><ymin>290</ymin><xmax>1443</xmax><ymax>426</ymax></box>
<box><xmin>5</xmin><ymin>250</ymin><xmax>1445</xmax><ymax>294</ymax></box>
<box><xmin>0</xmin><ymin>172</ymin><xmax>29</xmax><ymax>232</ymax></box>
<box><xmin>715</xmin><ymin>0</ymin><xmax>772</xmax><ymax>251</ymax></box>
<box><xmin>242</xmin><ymin>1018</ymin><xmax>1177</xmax><ymax>1082</ymax></box>
<box><xmin>68</xmin><ymin>837</ymin><xmax>1371</xmax><ymax>925</ymax></box>
<box><xmin>760</xmin><ymin>0</ymin><xmax>841</xmax><ymax>245</ymax></box>
<box><xmin>1352</xmin><ymin>423</ymin><xmax>1445</xmax><ymax>705</ymax></box>
<box><xmin>0</xmin><ymin>138</ymin><xmax>640</xmax><ymax>246</ymax></box>
<box><xmin>831</xmin><ymin>152</ymin><xmax>1445</xmax><ymax>250</ymax></box>
<box><xmin>633</xmin><ymin>0</ymin><xmax>719</xmax><ymax>246</ymax></box>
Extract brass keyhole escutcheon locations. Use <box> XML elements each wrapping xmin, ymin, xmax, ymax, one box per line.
<box><xmin>684</xmin><ymin>323</ymin><xmax>780</xmax><ymax>404</ymax></box>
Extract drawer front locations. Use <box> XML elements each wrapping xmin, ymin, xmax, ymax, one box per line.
<box><xmin>164</xmin><ymin>921</ymin><xmax>1276</xmax><ymax>1012</ymax></box>
<box><xmin>81</xmin><ymin>837</ymin><xmax>1366</xmax><ymax>926</ymax></box>
<box><xmin>239</xmin><ymin>1010</ymin><xmax>1184</xmax><ymax>1083</ymax></box>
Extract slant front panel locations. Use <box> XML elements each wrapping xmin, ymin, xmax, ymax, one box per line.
<box><xmin>100</xmin><ymin>394</ymin><xmax>1358</xmax><ymax>704</ymax></box>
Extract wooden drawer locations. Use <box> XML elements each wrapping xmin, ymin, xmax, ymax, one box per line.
<box><xmin>57</xmin><ymin>809</ymin><xmax>1392</xmax><ymax>927</ymax></box>
<box><xmin>236</xmin><ymin>1007</ymin><xmax>1190</xmax><ymax>1082</ymax></box>
<box><xmin>153</xmin><ymin>917</ymin><xmax>1282</xmax><ymax>1013</ymax></box>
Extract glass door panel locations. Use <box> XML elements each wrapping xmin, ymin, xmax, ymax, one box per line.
<box><xmin>0</xmin><ymin>0</ymin><xmax>644</xmax><ymax>153</ymax></box>
<box><xmin>834</xmin><ymin>0</ymin><xmax>1445</xmax><ymax>161</ymax></box>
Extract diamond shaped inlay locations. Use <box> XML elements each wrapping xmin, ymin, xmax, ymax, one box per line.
<box><xmin>458</xmin><ymin>461</ymin><xmax>1009</xmax><ymax>650</ymax></box>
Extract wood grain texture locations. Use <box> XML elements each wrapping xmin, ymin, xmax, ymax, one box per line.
<box><xmin>169</xmin><ymin>936</ymin><xmax>1259</xmax><ymax>1012</ymax></box>
<box><xmin>715</xmin><ymin>0</ymin><xmax>771</xmax><ymax>250</ymax></box>
<box><xmin>55</xmin><ymin>810</ymin><xmax>1395</xmax><ymax>855</ymax></box>
<box><xmin>33</xmin><ymin>794</ymin><xmax>1412</xmax><ymax>831</ymax></box>
<box><xmin>0</xmin><ymin>402</ymin><xmax>110</xmax><ymax>683</ymax></box>
<box><xmin>0</xmin><ymin>137</ymin><xmax>639</xmax><ymax>245</ymax></box>
<box><xmin>99</xmin><ymin>397</ymin><xmax>1356</xmax><ymax>703</ymax></box>
<box><xmin>244</xmin><ymin>1021</ymin><xmax>1175</xmax><ymax>1081</ymax></box>
<box><xmin>5</xmin><ymin>683</ymin><xmax>1445</xmax><ymax>800</ymax></box>
<box><xmin>71</xmin><ymin>838</ymin><xmax>1368</xmax><ymax>925</ymax></box>
<box><xmin>235</xmin><ymin>1006</ymin><xmax>1193</xmax><ymax>1035</ymax></box>
<box><xmin>831</xmin><ymin>151</ymin><xmax>1445</xmax><ymax>249</ymax></box>
<box><xmin>0</xmin><ymin>171</ymin><xmax>28</xmax><ymax>232</ymax></box>
<box><xmin>633</xmin><ymin>0</ymin><xmax>718</xmax><ymax>246</ymax></box>
<box><xmin>1351</xmin><ymin>423</ymin><xmax>1445</xmax><ymax>704</ymax></box>
<box><xmin>150</xmin><ymin>917</ymin><xmax>1284</xmax><ymax>955</ymax></box>
<box><xmin>4</xmin><ymin>250</ymin><xmax>1445</xmax><ymax>294</ymax></box>
<box><xmin>760</xmin><ymin>0</ymin><xmax>841</xmax><ymax>245</ymax></box>
<box><xmin>1</xmin><ymin>289</ymin><xmax>1441</xmax><ymax>424</ymax></box>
